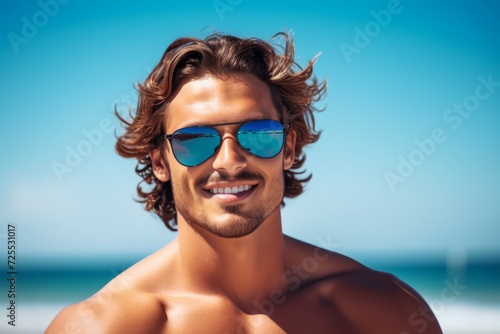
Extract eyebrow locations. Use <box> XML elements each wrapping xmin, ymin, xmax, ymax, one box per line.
<box><xmin>170</xmin><ymin>111</ymin><xmax>278</xmax><ymax>131</ymax></box>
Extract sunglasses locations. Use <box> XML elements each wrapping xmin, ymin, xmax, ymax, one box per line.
<box><xmin>163</xmin><ymin>119</ymin><xmax>289</xmax><ymax>167</ymax></box>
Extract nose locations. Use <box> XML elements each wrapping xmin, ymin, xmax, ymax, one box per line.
<box><xmin>211</xmin><ymin>134</ymin><xmax>248</xmax><ymax>175</ymax></box>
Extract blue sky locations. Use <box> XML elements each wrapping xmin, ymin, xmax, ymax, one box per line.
<box><xmin>1</xmin><ymin>0</ymin><xmax>499</xmax><ymax>266</ymax></box>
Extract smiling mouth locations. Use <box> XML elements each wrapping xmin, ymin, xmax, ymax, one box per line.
<box><xmin>209</xmin><ymin>185</ymin><xmax>254</xmax><ymax>195</ymax></box>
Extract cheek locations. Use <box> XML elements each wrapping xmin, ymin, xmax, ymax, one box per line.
<box><xmin>168</xmin><ymin>165</ymin><xmax>203</xmax><ymax>200</ymax></box>
<box><xmin>167</xmin><ymin>164</ymin><xmax>188</xmax><ymax>193</ymax></box>
<box><xmin>263</xmin><ymin>159</ymin><xmax>286</xmax><ymax>187</ymax></box>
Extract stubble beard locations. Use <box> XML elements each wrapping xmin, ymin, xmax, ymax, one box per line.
<box><xmin>174</xmin><ymin>170</ymin><xmax>284</xmax><ymax>239</ymax></box>
<box><xmin>192</xmin><ymin>204</ymin><xmax>268</xmax><ymax>238</ymax></box>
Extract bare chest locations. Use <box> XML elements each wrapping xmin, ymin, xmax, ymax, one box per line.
<box><xmin>161</xmin><ymin>292</ymin><xmax>355</xmax><ymax>334</ymax></box>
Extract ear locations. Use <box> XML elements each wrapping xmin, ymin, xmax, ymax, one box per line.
<box><xmin>150</xmin><ymin>148</ymin><xmax>170</xmax><ymax>182</ymax></box>
<box><xmin>283</xmin><ymin>127</ymin><xmax>296</xmax><ymax>171</ymax></box>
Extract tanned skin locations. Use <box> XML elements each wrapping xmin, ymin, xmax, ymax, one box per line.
<box><xmin>46</xmin><ymin>74</ymin><xmax>442</xmax><ymax>334</ymax></box>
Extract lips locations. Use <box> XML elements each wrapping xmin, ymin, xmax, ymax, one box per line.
<box><xmin>209</xmin><ymin>185</ymin><xmax>253</xmax><ymax>194</ymax></box>
<box><xmin>202</xmin><ymin>182</ymin><xmax>257</xmax><ymax>203</ymax></box>
<box><xmin>200</xmin><ymin>172</ymin><xmax>263</xmax><ymax>200</ymax></box>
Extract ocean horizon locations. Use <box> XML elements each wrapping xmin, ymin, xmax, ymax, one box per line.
<box><xmin>1</xmin><ymin>258</ymin><xmax>499</xmax><ymax>333</ymax></box>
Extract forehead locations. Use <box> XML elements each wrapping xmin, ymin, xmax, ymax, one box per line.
<box><xmin>166</xmin><ymin>74</ymin><xmax>278</xmax><ymax>131</ymax></box>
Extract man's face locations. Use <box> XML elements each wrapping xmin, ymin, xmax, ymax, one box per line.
<box><xmin>151</xmin><ymin>73</ymin><xmax>296</xmax><ymax>238</ymax></box>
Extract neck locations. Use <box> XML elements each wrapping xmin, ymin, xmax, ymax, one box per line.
<box><xmin>175</xmin><ymin>210</ymin><xmax>286</xmax><ymax>309</ymax></box>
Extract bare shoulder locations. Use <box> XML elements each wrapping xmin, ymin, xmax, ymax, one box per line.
<box><xmin>45</xmin><ymin>244</ymin><xmax>175</xmax><ymax>333</ymax></box>
<box><xmin>285</xmin><ymin>236</ymin><xmax>442</xmax><ymax>334</ymax></box>
<box><xmin>329</xmin><ymin>267</ymin><xmax>442</xmax><ymax>334</ymax></box>
<box><xmin>45</xmin><ymin>288</ymin><xmax>166</xmax><ymax>333</ymax></box>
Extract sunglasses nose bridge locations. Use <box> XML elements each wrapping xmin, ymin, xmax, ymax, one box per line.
<box><xmin>211</xmin><ymin>133</ymin><xmax>248</xmax><ymax>173</ymax></box>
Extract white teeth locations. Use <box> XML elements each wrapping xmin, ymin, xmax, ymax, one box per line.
<box><xmin>210</xmin><ymin>185</ymin><xmax>252</xmax><ymax>194</ymax></box>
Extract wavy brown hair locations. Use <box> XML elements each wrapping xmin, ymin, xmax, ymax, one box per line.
<box><xmin>115</xmin><ymin>32</ymin><xmax>326</xmax><ymax>231</ymax></box>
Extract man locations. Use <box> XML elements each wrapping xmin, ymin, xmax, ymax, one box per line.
<box><xmin>46</xmin><ymin>32</ymin><xmax>442</xmax><ymax>333</ymax></box>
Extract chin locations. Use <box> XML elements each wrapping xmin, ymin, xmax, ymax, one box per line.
<box><xmin>199</xmin><ymin>214</ymin><xmax>264</xmax><ymax>239</ymax></box>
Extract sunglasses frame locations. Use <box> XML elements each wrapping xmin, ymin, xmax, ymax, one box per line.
<box><xmin>163</xmin><ymin>119</ymin><xmax>289</xmax><ymax>167</ymax></box>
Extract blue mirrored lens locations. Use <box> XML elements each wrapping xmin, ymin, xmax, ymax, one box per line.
<box><xmin>171</xmin><ymin>127</ymin><xmax>220</xmax><ymax>166</ymax></box>
<box><xmin>237</xmin><ymin>120</ymin><xmax>285</xmax><ymax>158</ymax></box>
